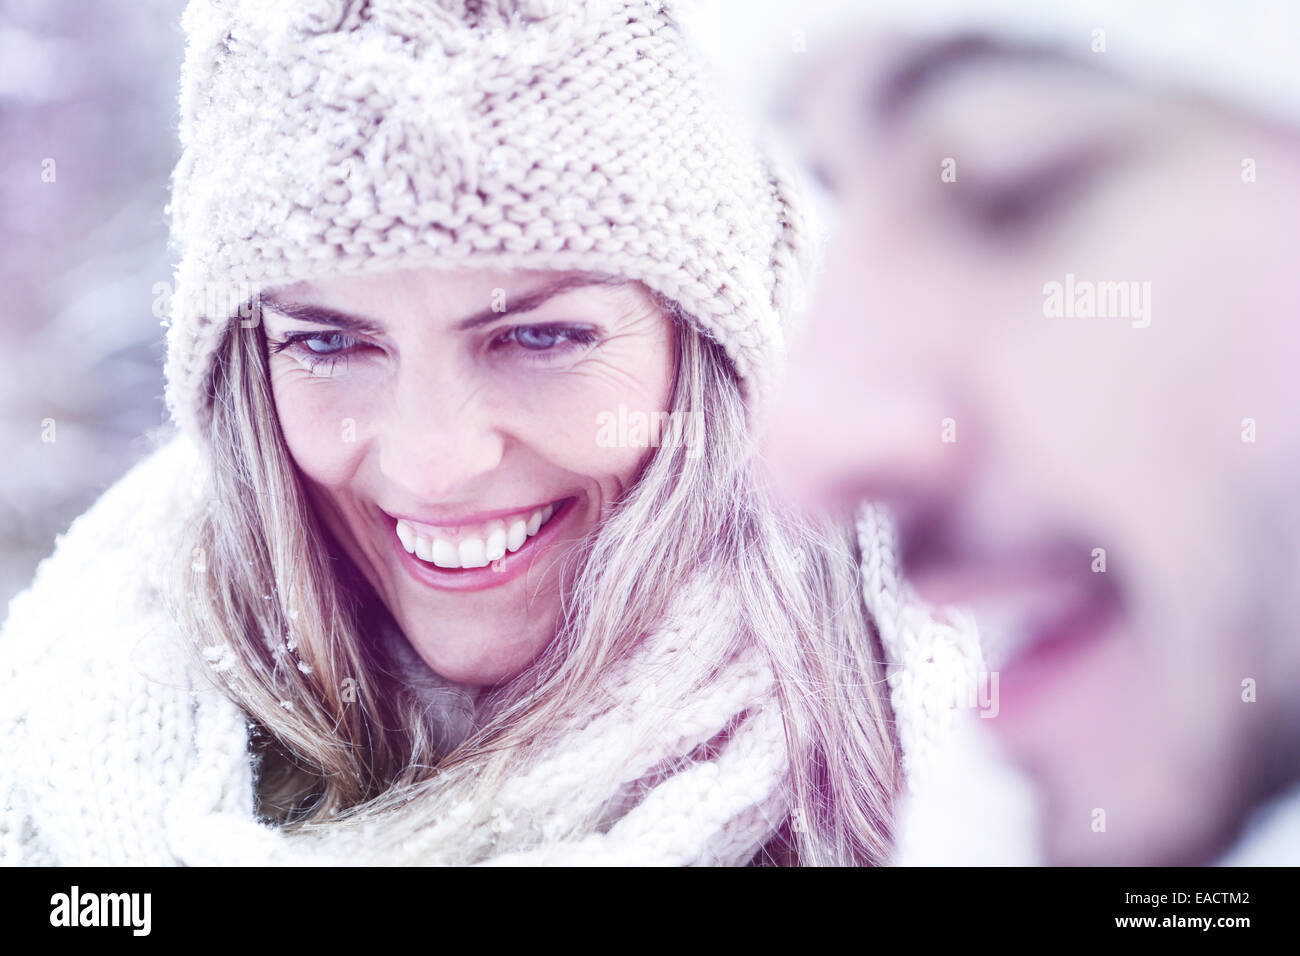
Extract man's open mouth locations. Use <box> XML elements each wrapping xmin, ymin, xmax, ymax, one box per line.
<box><xmin>901</xmin><ymin>527</ymin><xmax>1124</xmax><ymax>672</ymax></box>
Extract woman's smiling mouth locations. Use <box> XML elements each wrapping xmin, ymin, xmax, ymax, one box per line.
<box><xmin>395</xmin><ymin>503</ymin><xmax>561</xmax><ymax>568</ymax></box>
<box><xmin>382</xmin><ymin>498</ymin><xmax>577</xmax><ymax>592</ymax></box>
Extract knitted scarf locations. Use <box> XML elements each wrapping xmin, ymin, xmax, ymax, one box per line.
<box><xmin>0</xmin><ymin>433</ymin><xmax>985</xmax><ymax>865</ymax></box>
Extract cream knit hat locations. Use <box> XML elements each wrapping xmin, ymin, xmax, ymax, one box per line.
<box><xmin>162</xmin><ymin>0</ymin><xmax>811</xmax><ymax>439</ymax></box>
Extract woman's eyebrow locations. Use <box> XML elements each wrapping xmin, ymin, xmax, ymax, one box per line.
<box><xmin>260</xmin><ymin>295</ymin><xmax>385</xmax><ymax>334</ymax></box>
<box><xmin>260</xmin><ymin>273</ymin><xmax>619</xmax><ymax>334</ymax></box>
<box><xmin>452</xmin><ymin>273</ymin><xmax>620</xmax><ymax>331</ymax></box>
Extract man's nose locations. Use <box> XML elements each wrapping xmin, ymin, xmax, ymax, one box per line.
<box><xmin>761</xmin><ymin>220</ymin><xmax>969</xmax><ymax>513</ymax></box>
<box><xmin>376</xmin><ymin>365</ymin><xmax>506</xmax><ymax>503</ymax></box>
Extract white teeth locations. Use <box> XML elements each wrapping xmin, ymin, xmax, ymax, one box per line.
<box><xmin>431</xmin><ymin>538</ymin><xmax>460</xmax><ymax>569</ymax></box>
<box><xmin>396</xmin><ymin>519</ymin><xmax>416</xmax><ymax>553</ymax></box>
<box><xmin>458</xmin><ymin>538</ymin><xmax>488</xmax><ymax>569</ymax></box>
<box><xmin>484</xmin><ymin>520</ymin><xmax>507</xmax><ymax>562</ymax></box>
<box><xmin>397</xmin><ymin>501</ymin><xmax>562</xmax><ymax>570</ymax></box>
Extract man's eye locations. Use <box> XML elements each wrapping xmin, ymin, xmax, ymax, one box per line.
<box><xmin>952</xmin><ymin>146</ymin><xmax>1120</xmax><ymax>238</ymax></box>
<box><xmin>956</xmin><ymin>169</ymin><xmax>1078</xmax><ymax>236</ymax></box>
<box><xmin>962</xmin><ymin>183</ymin><xmax>1058</xmax><ymax>233</ymax></box>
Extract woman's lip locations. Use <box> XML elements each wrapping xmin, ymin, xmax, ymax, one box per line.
<box><xmin>387</xmin><ymin>496</ymin><xmax>579</xmax><ymax>593</ymax></box>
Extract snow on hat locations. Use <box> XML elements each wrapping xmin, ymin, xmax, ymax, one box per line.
<box><xmin>162</xmin><ymin>0</ymin><xmax>812</xmax><ymax>440</ymax></box>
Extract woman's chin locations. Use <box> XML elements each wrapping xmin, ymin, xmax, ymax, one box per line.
<box><xmin>397</xmin><ymin>611</ymin><xmax>561</xmax><ymax>687</ymax></box>
<box><xmin>409</xmin><ymin>646</ymin><xmax>539</xmax><ymax>688</ymax></box>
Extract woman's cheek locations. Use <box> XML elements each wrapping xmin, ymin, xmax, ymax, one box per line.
<box><xmin>269</xmin><ymin>366</ymin><xmax>369</xmax><ymax>487</ymax></box>
<box><xmin>511</xmin><ymin>358</ymin><xmax>671</xmax><ymax>488</ymax></box>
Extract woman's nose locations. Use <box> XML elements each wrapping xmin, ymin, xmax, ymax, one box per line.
<box><xmin>375</xmin><ymin>366</ymin><xmax>506</xmax><ymax>503</ymax></box>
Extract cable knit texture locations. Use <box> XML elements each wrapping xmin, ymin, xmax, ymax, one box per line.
<box><xmin>163</xmin><ymin>0</ymin><xmax>812</xmax><ymax>440</ymax></box>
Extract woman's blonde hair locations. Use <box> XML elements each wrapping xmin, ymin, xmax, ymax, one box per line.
<box><xmin>170</xmin><ymin>282</ymin><xmax>901</xmax><ymax>865</ymax></box>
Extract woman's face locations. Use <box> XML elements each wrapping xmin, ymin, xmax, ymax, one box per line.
<box><xmin>260</xmin><ymin>267</ymin><xmax>676</xmax><ymax>686</ymax></box>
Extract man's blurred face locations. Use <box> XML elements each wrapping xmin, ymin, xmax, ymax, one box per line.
<box><xmin>770</xmin><ymin>33</ymin><xmax>1300</xmax><ymax>864</ymax></box>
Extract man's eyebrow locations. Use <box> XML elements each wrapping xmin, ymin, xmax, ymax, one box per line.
<box><xmin>873</xmin><ymin>34</ymin><xmax>1058</xmax><ymax>125</ymax></box>
<box><xmin>260</xmin><ymin>273</ymin><xmax>622</xmax><ymax>335</ymax></box>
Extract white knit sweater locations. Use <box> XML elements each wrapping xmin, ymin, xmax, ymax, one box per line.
<box><xmin>0</xmin><ymin>432</ymin><xmax>987</xmax><ymax>865</ymax></box>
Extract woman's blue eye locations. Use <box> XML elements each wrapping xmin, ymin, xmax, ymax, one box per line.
<box><xmin>498</xmin><ymin>325</ymin><xmax>598</xmax><ymax>354</ymax></box>
<box><xmin>515</xmin><ymin>327</ymin><xmax>563</xmax><ymax>350</ymax></box>
<box><xmin>300</xmin><ymin>332</ymin><xmax>351</xmax><ymax>354</ymax></box>
<box><xmin>268</xmin><ymin>331</ymin><xmax>360</xmax><ymax>372</ymax></box>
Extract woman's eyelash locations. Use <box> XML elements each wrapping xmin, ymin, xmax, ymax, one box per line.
<box><xmin>489</xmin><ymin>324</ymin><xmax>600</xmax><ymax>356</ymax></box>
<box><xmin>266</xmin><ymin>323</ymin><xmax>600</xmax><ymax>374</ymax></box>
<box><xmin>268</xmin><ymin>331</ymin><xmax>361</xmax><ymax>373</ymax></box>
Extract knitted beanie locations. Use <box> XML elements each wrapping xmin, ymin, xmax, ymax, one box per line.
<box><xmin>162</xmin><ymin>0</ymin><xmax>812</xmax><ymax>440</ymax></box>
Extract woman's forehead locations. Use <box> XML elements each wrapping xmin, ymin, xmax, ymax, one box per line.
<box><xmin>273</xmin><ymin>266</ymin><xmax>589</xmax><ymax>300</ymax></box>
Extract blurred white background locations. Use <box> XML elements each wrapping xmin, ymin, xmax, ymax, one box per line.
<box><xmin>1</xmin><ymin>0</ymin><xmax>188</xmax><ymax>606</ymax></box>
